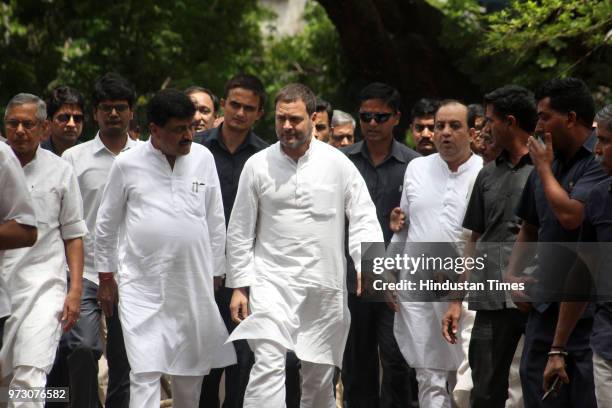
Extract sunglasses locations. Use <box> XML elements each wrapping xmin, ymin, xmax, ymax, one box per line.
<box><xmin>413</xmin><ymin>124</ymin><xmax>434</xmax><ymax>133</ymax></box>
<box><xmin>359</xmin><ymin>112</ymin><xmax>392</xmax><ymax>124</ymax></box>
<box><xmin>315</xmin><ymin>124</ymin><xmax>328</xmax><ymax>132</ymax></box>
<box><xmin>55</xmin><ymin>113</ymin><xmax>84</xmax><ymax>124</ymax></box>
<box><xmin>98</xmin><ymin>103</ymin><xmax>130</xmax><ymax>113</ymax></box>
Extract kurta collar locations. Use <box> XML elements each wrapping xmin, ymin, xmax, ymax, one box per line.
<box><xmin>92</xmin><ymin>132</ymin><xmax>138</xmax><ymax>156</ymax></box>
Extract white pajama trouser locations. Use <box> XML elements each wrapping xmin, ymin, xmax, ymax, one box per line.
<box><xmin>244</xmin><ymin>339</ymin><xmax>335</xmax><ymax>408</ymax></box>
<box><xmin>129</xmin><ymin>371</ymin><xmax>203</xmax><ymax>408</ymax></box>
<box><xmin>593</xmin><ymin>352</ymin><xmax>612</xmax><ymax>407</ymax></box>
<box><xmin>416</xmin><ymin>367</ymin><xmax>456</xmax><ymax>408</ymax></box>
<box><xmin>8</xmin><ymin>365</ymin><xmax>47</xmax><ymax>408</ymax></box>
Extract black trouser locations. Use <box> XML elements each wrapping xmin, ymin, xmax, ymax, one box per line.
<box><xmin>520</xmin><ymin>305</ymin><xmax>596</xmax><ymax>407</ymax></box>
<box><xmin>199</xmin><ymin>287</ymin><xmax>301</xmax><ymax>408</ymax></box>
<box><xmin>0</xmin><ymin>315</ymin><xmax>8</xmax><ymax>350</ymax></box>
<box><xmin>46</xmin><ymin>277</ymin><xmax>130</xmax><ymax>408</ymax></box>
<box><xmin>469</xmin><ymin>308</ymin><xmax>526</xmax><ymax>408</ymax></box>
<box><xmin>342</xmin><ymin>293</ymin><xmax>414</xmax><ymax>408</ymax></box>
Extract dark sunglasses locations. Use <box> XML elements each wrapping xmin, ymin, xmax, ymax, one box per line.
<box><xmin>55</xmin><ymin>113</ymin><xmax>84</xmax><ymax>124</ymax></box>
<box><xmin>98</xmin><ymin>103</ymin><xmax>130</xmax><ymax>113</ymax></box>
<box><xmin>359</xmin><ymin>112</ymin><xmax>392</xmax><ymax>124</ymax></box>
<box><xmin>315</xmin><ymin>124</ymin><xmax>328</xmax><ymax>132</ymax></box>
<box><xmin>413</xmin><ymin>124</ymin><xmax>434</xmax><ymax>133</ymax></box>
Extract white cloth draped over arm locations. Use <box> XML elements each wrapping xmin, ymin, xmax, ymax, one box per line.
<box><xmin>225</xmin><ymin>159</ymin><xmax>259</xmax><ymax>288</ymax></box>
<box><xmin>0</xmin><ymin>145</ymin><xmax>36</xmax><ymax>227</ymax></box>
<box><xmin>204</xmin><ymin>158</ymin><xmax>227</xmax><ymax>277</ymax></box>
<box><xmin>94</xmin><ymin>160</ymin><xmax>128</xmax><ymax>274</ymax></box>
<box><xmin>344</xmin><ymin>163</ymin><xmax>384</xmax><ymax>274</ymax></box>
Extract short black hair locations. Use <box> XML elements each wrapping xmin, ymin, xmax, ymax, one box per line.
<box><xmin>92</xmin><ymin>72</ymin><xmax>136</xmax><ymax>108</ymax></box>
<box><xmin>184</xmin><ymin>86</ymin><xmax>220</xmax><ymax>112</ymax></box>
<box><xmin>147</xmin><ymin>89</ymin><xmax>196</xmax><ymax>127</ymax></box>
<box><xmin>467</xmin><ymin>104</ymin><xmax>484</xmax><ymax>128</ymax></box>
<box><xmin>535</xmin><ymin>77</ymin><xmax>595</xmax><ymax>128</ymax></box>
<box><xmin>46</xmin><ymin>86</ymin><xmax>85</xmax><ymax>118</ymax></box>
<box><xmin>315</xmin><ymin>97</ymin><xmax>333</xmax><ymax>125</ymax></box>
<box><xmin>224</xmin><ymin>74</ymin><xmax>266</xmax><ymax>110</ymax></box>
<box><xmin>275</xmin><ymin>83</ymin><xmax>317</xmax><ymax>115</ymax></box>
<box><xmin>410</xmin><ymin>98</ymin><xmax>440</xmax><ymax>121</ymax></box>
<box><xmin>359</xmin><ymin>82</ymin><xmax>401</xmax><ymax>112</ymax></box>
<box><xmin>483</xmin><ymin>85</ymin><xmax>537</xmax><ymax>133</ymax></box>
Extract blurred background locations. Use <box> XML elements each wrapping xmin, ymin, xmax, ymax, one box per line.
<box><xmin>0</xmin><ymin>0</ymin><xmax>610</xmax><ymax>142</ymax></box>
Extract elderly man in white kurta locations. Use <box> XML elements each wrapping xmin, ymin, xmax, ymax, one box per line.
<box><xmin>226</xmin><ymin>84</ymin><xmax>383</xmax><ymax>408</ymax></box>
<box><xmin>0</xmin><ymin>94</ymin><xmax>86</xmax><ymax>407</ymax></box>
<box><xmin>95</xmin><ymin>90</ymin><xmax>235</xmax><ymax>407</ymax></box>
<box><xmin>390</xmin><ymin>100</ymin><xmax>483</xmax><ymax>408</ymax></box>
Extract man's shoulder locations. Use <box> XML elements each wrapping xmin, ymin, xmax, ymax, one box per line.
<box><xmin>340</xmin><ymin>141</ymin><xmax>362</xmax><ymax>157</ymax></box>
<box><xmin>393</xmin><ymin>140</ymin><xmax>420</xmax><ymax>162</ymax></box>
<box><xmin>62</xmin><ymin>138</ymin><xmax>95</xmax><ymax>159</ymax></box>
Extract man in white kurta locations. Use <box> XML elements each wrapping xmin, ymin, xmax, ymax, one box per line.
<box><xmin>226</xmin><ymin>84</ymin><xmax>383</xmax><ymax>408</ymax></box>
<box><xmin>94</xmin><ymin>90</ymin><xmax>235</xmax><ymax>407</ymax></box>
<box><xmin>0</xmin><ymin>94</ymin><xmax>87</xmax><ymax>408</ymax></box>
<box><xmin>0</xmin><ymin>141</ymin><xmax>37</xmax><ymax>349</ymax></box>
<box><xmin>391</xmin><ymin>101</ymin><xmax>483</xmax><ymax>408</ymax></box>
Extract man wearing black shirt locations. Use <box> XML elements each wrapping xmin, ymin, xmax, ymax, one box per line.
<box><xmin>507</xmin><ymin>78</ymin><xmax>607</xmax><ymax>407</ymax></box>
<box><xmin>341</xmin><ymin>82</ymin><xmax>419</xmax><ymax>408</ymax></box>
<box><xmin>42</xmin><ymin>86</ymin><xmax>85</xmax><ymax>156</ymax></box>
<box><xmin>543</xmin><ymin>104</ymin><xmax>612</xmax><ymax>407</ymax></box>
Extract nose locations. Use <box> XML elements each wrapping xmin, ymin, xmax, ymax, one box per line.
<box><xmin>422</xmin><ymin>128</ymin><xmax>433</xmax><ymax>139</ymax></box>
<box><xmin>67</xmin><ymin>116</ymin><xmax>76</xmax><ymax>126</ymax></box>
<box><xmin>340</xmin><ymin>136</ymin><xmax>351</xmax><ymax>146</ymax></box>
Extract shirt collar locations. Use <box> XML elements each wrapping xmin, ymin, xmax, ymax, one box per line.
<box><xmin>92</xmin><ymin>132</ymin><xmax>138</xmax><ymax>155</ymax></box>
<box><xmin>345</xmin><ymin>140</ymin><xmax>408</xmax><ymax>165</ymax></box>
<box><xmin>495</xmin><ymin>149</ymin><xmax>533</xmax><ymax>167</ymax></box>
<box><xmin>205</xmin><ymin>124</ymin><xmax>263</xmax><ymax>153</ymax></box>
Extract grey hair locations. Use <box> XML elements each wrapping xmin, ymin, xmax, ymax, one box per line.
<box><xmin>595</xmin><ymin>104</ymin><xmax>612</xmax><ymax>133</ymax></box>
<box><xmin>331</xmin><ymin>110</ymin><xmax>356</xmax><ymax>128</ymax></box>
<box><xmin>5</xmin><ymin>93</ymin><xmax>47</xmax><ymax>122</ymax></box>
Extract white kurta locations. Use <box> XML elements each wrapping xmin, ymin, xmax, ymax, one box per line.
<box><xmin>0</xmin><ymin>147</ymin><xmax>87</xmax><ymax>375</ymax></box>
<box><xmin>392</xmin><ymin>153</ymin><xmax>482</xmax><ymax>370</ymax></box>
<box><xmin>62</xmin><ymin>134</ymin><xmax>139</xmax><ymax>285</ymax></box>
<box><xmin>0</xmin><ymin>142</ymin><xmax>37</xmax><ymax>318</ymax></box>
<box><xmin>225</xmin><ymin>139</ymin><xmax>383</xmax><ymax>367</ymax></box>
<box><xmin>94</xmin><ymin>140</ymin><xmax>236</xmax><ymax>375</ymax></box>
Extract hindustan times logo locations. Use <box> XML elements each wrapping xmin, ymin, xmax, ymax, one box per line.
<box><xmin>372</xmin><ymin>254</ymin><xmax>487</xmax><ymax>275</ymax></box>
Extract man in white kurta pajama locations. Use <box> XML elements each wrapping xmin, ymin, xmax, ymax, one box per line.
<box><xmin>391</xmin><ymin>101</ymin><xmax>483</xmax><ymax>408</ymax></box>
<box><xmin>94</xmin><ymin>90</ymin><xmax>235</xmax><ymax>407</ymax></box>
<box><xmin>226</xmin><ymin>84</ymin><xmax>383</xmax><ymax>408</ymax></box>
<box><xmin>1</xmin><ymin>94</ymin><xmax>87</xmax><ymax>408</ymax></box>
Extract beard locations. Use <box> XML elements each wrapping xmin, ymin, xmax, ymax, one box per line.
<box><xmin>278</xmin><ymin>123</ymin><xmax>312</xmax><ymax>150</ymax></box>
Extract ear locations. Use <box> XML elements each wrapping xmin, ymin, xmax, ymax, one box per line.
<box><xmin>149</xmin><ymin>123</ymin><xmax>158</xmax><ymax>138</ymax></box>
<box><xmin>255</xmin><ymin>108</ymin><xmax>264</xmax><ymax>122</ymax></box>
<box><xmin>507</xmin><ymin>114</ymin><xmax>517</xmax><ymax>129</ymax></box>
<box><xmin>567</xmin><ymin>111</ymin><xmax>578</xmax><ymax>129</ymax></box>
<box><xmin>220</xmin><ymin>98</ymin><xmax>226</xmax><ymax>111</ymax></box>
<box><xmin>393</xmin><ymin>110</ymin><xmax>401</xmax><ymax>126</ymax></box>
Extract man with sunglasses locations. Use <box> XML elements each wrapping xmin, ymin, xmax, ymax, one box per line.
<box><xmin>42</xmin><ymin>86</ymin><xmax>86</xmax><ymax>157</ymax></box>
<box><xmin>341</xmin><ymin>82</ymin><xmax>419</xmax><ymax>408</ymax></box>
<box><xmin>54</xmin><ymin>73</ymin><xmax>139</xmax><ymax>408</ymax></box>
<box><xmin>410</xmin><ymin>98</ymin><xmax>439</xmax><ymax>156</ymax></box>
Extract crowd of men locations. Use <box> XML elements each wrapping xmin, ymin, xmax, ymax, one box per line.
<box><xmin>0</xmin><ymin>71</ymin><xmax>610</xmax><ymax>408</ymax></box>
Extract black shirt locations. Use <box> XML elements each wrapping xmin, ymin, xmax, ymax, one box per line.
<box><xmin>516</xmin><ymin>133</ymin><xmax>608</xmax><ymax>310</ymax></box>
<box><xmin>462</xmin><ymin>151</ymin><xmax>533</xmax><ymax>310</ymax></box>
<box><xmin>198</xmin><ymin>124</ymin><xmax>268</xmax><ymax>225</ymax></box>
<box><xmin>342</xmin><ymin>140</ymin><xmax>420</xmax><ymax>292</ymax></box>
<box><xmin>580</xmin><ymin>177</ymin><xmax>612</xmax><ymax>359</ymax></box>
<box><xmin>40</xmin><ymin>137</ymin><xmax>79</xmax><ymax>156</ymax></box>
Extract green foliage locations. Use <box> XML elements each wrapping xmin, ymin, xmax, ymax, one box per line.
<box><xmin>434</xmin><ymin>0</ymin><xmax>612</xmax><ymax>104</ymax></box>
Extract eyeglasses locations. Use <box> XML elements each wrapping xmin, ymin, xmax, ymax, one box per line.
<box><xmin>359</xmin><ymin>112</ymin><xmax>392</xmax><ymax>124</ymax></box>
<box><xmin>315</xmin><ymin>124</ymin><xmax>328</xmax><ymax>132</ymax></box>
<box><xmin>413</xmin><ymin>124</ymin><xmax>435</xmax><ymax>133</ymax></box>
<box><xmin>55</xmin><ymin>113</ymin><xmax>84</xmax><ymax>124</ymax></box>
<box><xmin>5</xmin><ymin>119</ymin><xmax>39</xmax><ymax>130</ymax></box>
<box><xmin>97</xmin><ymin>103</ymin><xmax>130</xmax><ymax>113</ymax></box>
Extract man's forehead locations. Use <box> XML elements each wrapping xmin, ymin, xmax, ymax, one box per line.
<box><xmin>360</xmin><ymin>98</ymin><xmax>393</xmax><ymax>111</ymax></box>
<box><xmin>314</xmin><ymin>111</ymin><xmax>328</xmax><ymax>122</ymax></box>
<box><xmin>435</xmin><ymin>103</ymin><xmax>468</xmax><ymax>122</ymax></box>
<box><xmin>413</xmin><ymin>116</ymin><xmax>434</xmax><ymax>124</ymax></box>
<box><xmin>55</xmin><ymin>104</ymin><xmax>83</xmax><ymax>114</ymax></box>
<box><xmin>98</xmin><ymin>99</ymin><xmax>130</xmax><ymax>106</ymax></box>
<box><xmin>276</xmin><ymin>100</ymin><xmax>307</xmax><ymax>115</ymax></box>
<box><xmin>227</xmin><ymin>88</ymin><xmax>259</xmax><ymax>104</ymax></box>
<box><xmin>6</xmin><ymin>103</ymin><xmax>38</xmax><ymax>117</ymax></box>
<box><xmin>334</xmin><ymin>123</ymin><xmax>354</xmax><ymax>133</ymax></box>
<box><xmin>190</xmin><ymin>92</ymin><xmax>213</xmax><ymax>106</ymax></box>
